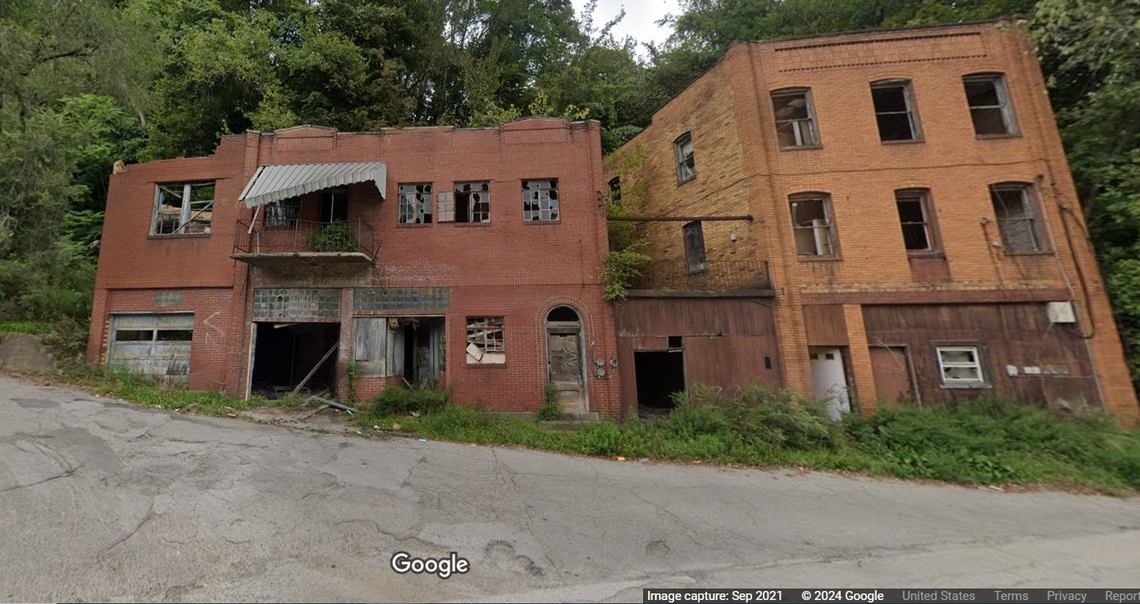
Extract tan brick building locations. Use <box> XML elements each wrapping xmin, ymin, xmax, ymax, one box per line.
<box><xmin>608</xmin><ymin>21</ymin><xmax>1140</xmax><ymax>424</ymax></box>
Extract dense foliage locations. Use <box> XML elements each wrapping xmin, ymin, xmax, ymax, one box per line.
<box><xmin>1</xmin><ymin>0</ymin><xmax>1138</xmax><ymax>386</ymax></box>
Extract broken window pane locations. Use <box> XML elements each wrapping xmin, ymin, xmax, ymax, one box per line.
<box><xmin>937</xmin><ymin>346</ymin><xmax>984</xmax><ymax>384</ymax></box>
<box><xmin>608</xmin><ymin>177</ymin><xmax>621</xmax><ymax>206</ymax></box>
<box><xmin>154</xmin><ymin>182</ymin><xmax>214</xmax><ymax>235</ymax></box>
<box><xmin>156</xmin><ymin>329</ymin><xmax>193</xmax><ymax>342</ymax></box>
<box><xmin>964</xmin><ymin>74</ymin><xmax>1015</xmax><ymax>136</ymax></box>
<box><xmin>674</xmin><ymin>133</ymin><xmax>696</xmax><ymax>183</ymax></box>
<box><xmin>872</xmin><ymin>81</ymin><xmax>918</xmax><ymax>141</ymax></box>
<box><xmin>990</xmin><ymin>184</ymin><xmax>1042</xmax><ymax>252</ymax></box>
<box><xmin>265</xmin><ymin>196</ymin><xmax>301</xmax><ymax>229</ymax></box>
<box><xmin>895</xmin><ymin>190</ymin><xmax>934</xmax><ymax>252</ymax></box>
<box><xmin>115</xmin><ymin>329</ymin><xmax>153</xmax><ymax>342</ymax></box>
<box><xmin>522</xmin><ymin>179</ymin><xmax>558</xmax><ymax>221</ymax></box>
<box><xmin>398</xmin><ymin>183</ymin><xmax>433</xmax><ymax>224</ymax></box>
<box><xmin>790</xmin><ymin>196</ymin><xmax>834</xmax><ymax>256</ymax></box>
<box><xmin>466</xmin><ymin>317</ymin><xmax>505</xmax><ymax>364</ymax></box>
<box><xmin>772</xmin><ymin>89</ymin><xmax>819</xmax><ymax>147</ymax></box>
<box><xmin>683</xmin><ymin>221</ymin><xmax>707</xmax><ymax>274</ymax></box>
<box><xmin>455</xmin><ymin>181</ymin><xmax>491</xmax><ymax>223</ymax></box>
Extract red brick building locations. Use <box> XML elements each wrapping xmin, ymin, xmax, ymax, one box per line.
<box><xmin>88</xmin><ymin>118</ymin><xmax>623</xmax><ymax>417</ymax></box>
<box><xmin>608</xmin><ymin>21</ymin><xmax>1140</xmax><ymax>424</ymax></box>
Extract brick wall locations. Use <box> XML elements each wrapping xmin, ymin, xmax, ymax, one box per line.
<box><xmin>611</xmin><ymin>22</ymin><xmax>1139</xmax><ymax>424</ymax></box>
<box><xmin>89</xmin><ymin>118</ymin><xmax>623</xmax><ymax>417</ymax></box>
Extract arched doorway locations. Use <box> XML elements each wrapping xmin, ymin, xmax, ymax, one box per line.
<box><xmin>546</xmin><ymin>306</ymin><xmax>587</xmax><ymax>414</ymax></box>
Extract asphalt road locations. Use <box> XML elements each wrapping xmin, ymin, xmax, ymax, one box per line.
<box><xmin>2</xmin><ymin>376</ymin><xmax>1139</xmax><ymax>602</ymax></box>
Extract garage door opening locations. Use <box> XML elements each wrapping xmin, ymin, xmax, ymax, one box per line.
<box><xmin>634</xmin><ymin>350</ymin><xmax>686</xmax><ymax>417</ymax></box>
<box><xmin>251</xmin><ymin>322</ymin><xmax>340</xmax><ymax>397</ymax></box>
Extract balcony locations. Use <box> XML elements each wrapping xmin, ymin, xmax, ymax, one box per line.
<box><xmin>630</xmin><ymin>258</ymin><xmax>773</xmax><ymax>295</ymax></box>
<box><xmin>232</xmin><ymin>218</ymin><xmax>377</xmax><ymax>269</ymax></box>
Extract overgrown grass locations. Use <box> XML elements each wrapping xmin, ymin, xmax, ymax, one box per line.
<box><xmin>370</xmin><ymin>383</ymin><xmax>450</xmax><ymax>415</ymax></box>
<box><xmin>63</xmin><ymin>364</ymin><xmax>300</xmax><ymax>416</ymax></box>
<box><xmin>359</xmin><ymin>381</ymin><xmax>1140</xmax><ymax>495</ymax></box>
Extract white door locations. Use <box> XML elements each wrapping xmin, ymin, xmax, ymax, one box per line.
<box><xmin>810</xmin><ymin>347</ymin><xmax>850</xmax><ymax>420</ymax></box>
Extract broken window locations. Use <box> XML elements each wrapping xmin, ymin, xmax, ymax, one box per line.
<box><xmin>937</xmin><ymin>346</ymin><xmax>985</xmax><ymax>386</ymax></box>
<box><xmin>265</xmin><ymin>196</ymin><xmax>301</xmax><ymax>229</ymax></box>
<box><xmin>455</xmin><ymin>181</ymin><xmax>490</xmax><ymax>223</ymax></box>
<box><xmin>398</xmin><ymin>183</ymin><xmax>433</xmax><ymax>224</ymax></box>
<box><xmin>674</xmin><ymin>133</ymin><xmax>696</xmax><ymax>183</ymax></box>
<box><xmin>683</xmin><ymin>221</ymin><xmax>707</xmax><ymax>274</ymax></box>
<box><xmin>466</xmin><ymin>317</ymin><xmax>505</xmax><ymax>364</ymax></box>
<box><xmin>608</xmin><ymin>177</ymin><xmax>621</xmax><ymax>206</ymax></box>
<box><xmin>790</xmin><ymin>194</ymin><xmax>836</xmax><ymax>257</ymax></box>
<box><xmin>522</xmin><ymin>179</ymin><xmax>559</xmax><ymax>221</ymax></box>
<box><xmin>964</xmin><ymin>73</ymin><xmax>1016</xmax><ymax>136</ymax></box>
<box><xmin>990</xmin><ymin>183</ymin><xmax>1043</xmax><ymax>252</ymax></box>
<box><xmin>772</xmin><ymin>88</ymin><xmax>819</xmax><ymax>147</ymax></box>
<box><xmin>871</xmin><ymin>80</ymin><xmax>920</xmax><ymax>141</ymax></box>
<box><xmin>320</xmin><ymin>188</ymin><xmax>348</xmax><ymax>223</ymax></box>
<box><xmin>153</xmin><ymin>182</ymin><xmax>215</xmax><ymax>235</ymax></box>
<box><xmin>895</xmin><ymin>189</ymin><xmax>937</xmax><ymax>252</ymax></box>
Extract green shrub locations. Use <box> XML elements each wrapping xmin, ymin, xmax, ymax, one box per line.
<box><xmin>306</xmin><ymin>221</ymin><xmax>359</xmax><ymax>252</ymax></box>
<box><xmin>370</xmin><ymin>384</ymin><xmax>450</xmax><ymax>415</ymax></box>
<box><xmin>537</xmin><ymin>382</ymin><xmax>569</xmax><ymax>421</ymax></box>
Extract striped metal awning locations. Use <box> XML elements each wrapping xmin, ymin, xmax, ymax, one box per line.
<box><xmin>238</xmin><ymin>162</ymin><xmax>387</xmax><ymax>207</ymax></box>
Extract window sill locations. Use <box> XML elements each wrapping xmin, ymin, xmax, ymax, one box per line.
<box><xmin>396</xmin><ymin>222</ymin><xmax>433</xmax><ymax>228</ymax></box>
<box><xmin>881</xmin><ymin>138</ymin><xmax>925</xmax><ymax>145</ymax></box>
<box><xmin>451</xmin><ymin>221</ymin><xmax>493</xmax><ymax>227</ymax></box>
<box><xmin>466</xmin><ymin>362</ymin><xmax>509</xmax><ymax>369</ymax></box>
<box><xmin>1003</xmin><ymin>250</ymin><xmax>1052</xmax><ymax>257</ymax></box>
<box><xmin>907</xmin><ymin>251</ymin><xmax>945</xmax><ymax>258</ymax></box>
<box><xmin>779</xmin><ymin>144</ymin><xmax>823</xmax><ymax>151</ymax></box>
<box><xmin>148</xmin><ymin>233</ymin><xmax>211</xmax><ymax>240</ymax></box>
<box><xmin>676</xmin><ymin>175</ymin><xmax>697</xmax><ymax>187</ymax></box>
<box><xmin>524</xmin><ymin>219</ymin><xmax>561</xmax><ymax>225</ymax></box>
<box><xmin>941</xmin><ymin>382</ymin><xmax>992</xmax><ymax>390</ymax></box>
<box><xmin>797</xmin><ymin>255</ymin><xmax>841</xmax><ymax>262</ymax></box>
<box><xmin>975</xmin><ymin>133</ymin><xmax>1021</xmax><ymax>140</ymax></box>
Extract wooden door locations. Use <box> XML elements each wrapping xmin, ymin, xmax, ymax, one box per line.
<box><xmin>870</xmin><ymin>346</ymin><xmax>915</xmax><ymax>407</ymax></box>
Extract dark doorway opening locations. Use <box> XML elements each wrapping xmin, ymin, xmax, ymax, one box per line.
<box><xmin>634</xmin><ymin>351</ymin><xmax>686</xmax><ymax>417</ymax></box>
<box><xmin>252</xmin><ymin>322</ymin><xmax>340</xmax><ymax>397</ymax></box>
<box><xmin>396</xmin><ymin>317</ymin><xmax>444</xmax><ymax>387</ymax></box>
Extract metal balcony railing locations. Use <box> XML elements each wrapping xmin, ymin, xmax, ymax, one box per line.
<box><xmin>234</xmin><ymin>218</ymin><xmax>376</xmax><ymax>258</ymax></box>
<box><xmin>631</xmin><ymin>258</ymin><xmax>772</xmax><ymax>291</ymax></box>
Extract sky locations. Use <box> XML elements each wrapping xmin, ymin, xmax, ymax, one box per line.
<box><xmin>573</xmin><ymin>0</ymin><xmax>681</xmax><ymax>51</ymax></box>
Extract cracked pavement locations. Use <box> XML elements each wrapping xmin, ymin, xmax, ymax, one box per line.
<box><xmin>1</xmin><ymin>377</ymin><xmax>1139</xmax><ymax>602</ymax></box>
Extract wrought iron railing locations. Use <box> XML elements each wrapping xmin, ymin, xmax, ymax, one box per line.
<box><xmin>233</xmin><ymin>218</ymin><xmax>376</xmax><ymax>257</ymax></box>
<box><xmin>631</xmin><ymin>258</ymin><xmax>772</xmax><ymax>291</ymax></box>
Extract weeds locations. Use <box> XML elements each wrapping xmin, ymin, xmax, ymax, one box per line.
<box><xmin>370</xmin><ymin>384</ymin><xmax>450</xmax><ymax>415</ymax></box>
<box><xmin>536</xmin><ymin>382</ymin><xmax>569</xmax><ymax>421</ymax></box>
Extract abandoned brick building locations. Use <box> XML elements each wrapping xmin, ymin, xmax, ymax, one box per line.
<box><xmin>88</xmin><ymin>118</ymin><xmax>623</xmax><ymax>416</ymax></box>
<box><xmin>607</xmin><ymin>20</ymin><xmax>1140</xmax><ymax>424</ymax></box>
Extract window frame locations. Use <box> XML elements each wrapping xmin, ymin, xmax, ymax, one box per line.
<box><xmin>989</xmin><ymin>183</ymin><xmax>1046</xmax><ymax>253</ymax></box>
<box><xmin>963</xmin><ymin>73</ymin><xmax>1019</xmax><ymax>138</ymax></box>
<box><xmin>521</xmin><ymin>178</ymin><xmax>559</xmax><ymax>222</ymax></box>
<box><xmin>895</xmin><ymin>188</ymin><xmax>940</xmax><ymax>254</ymax></box>
<box><xmin>682</xmin><ymin>221</ymin><xmax>708</xmax><ymax>275</ymax></box>
<box><xmin>789</xmin><ymin>193</ymin><xmax>838</xmax><ymax>259</ymax></box>
<box><xmin>771</xmin><ymin>88</ymin><xmax>820</xmax><ymax>148</ymax></box>
<box><xmin>674</xmin><ymin>132</ymin><xmax>696</xmax><ymax>184</ymax></box>
<box><xmin>151</xmin><ymin>182</ymin><xmax>216</xmax><ymax>236</ymax></box>
<box><xmin>871</xmin><ymin>79</ymin><xmax>922</xmax><ymax>143</ymax></box>
<box><xmin>466</xmin><ymin>316</ymin><xmax>506</xmax><ymax>365</ymax></box>
<box><xmin>398</xmin><ymin>183</ymin><xmax>434</xmax><ymax>225</ymax></box>
<box><xmin>935</xmin><ymin>345</ymin><xmax>987</xmax><ymax>388</ymax></box>
<box><xmin>264</xmin><ymin>196</ymin><xmax>302</xmax><ymax>229</ymax></box>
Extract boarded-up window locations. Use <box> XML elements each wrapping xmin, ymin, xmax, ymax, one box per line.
<box><xmin>522</xmin><ymin>179</ymin><xmax>558</xmax><ymax>221</ymax></box>
<box><xmin>153</xmin><ymin>182</ymin><xmax>214</xmax><ymax>235</ymax></box>
<box><xmin>683</xmin><ymin>221</ymin><xmax>707</xmax><ymax>274</ymax></box>
<box><xmin>466</xmin><ymin>317</ymin><xmax>505</xmax><ymax>364</ymax></box>
<box><xmin>398</xmin><ymin>183</ymin><xmax>433</xmax><ymax>224</ymax></box>
<box><xmin>354</xmin><ymin>317</ymin><xmax>387</xmax><ymax>363</ymax></box>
